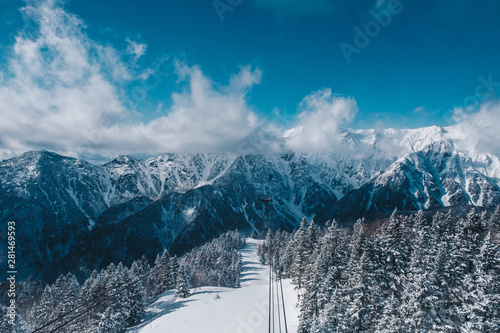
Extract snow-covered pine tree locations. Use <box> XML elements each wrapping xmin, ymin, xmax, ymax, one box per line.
<box><xmin>379</xmin><ymin>208</ymin><xmax>410</xmax><ymax>299</ymax></box>
<box><xmin>339</xmin><ymin>251</ymin><xmax>375</xmax><ymax>332</ymax></box>
<box><xmin>33</xmin><ymin>284</ymin><xmax>54</xmax><ymax>328</ymax></box>
<box><xmin>231</xmin><ymin>252</ymin><xmax>242</xmax><ymax>288</ymax></box>
<box><xmin>459</xmin><ymin>231</ymin><xmax>500</xmax><ymax>332</ymax></box>
<box><xmin>310</xmin><ymin>286</ymin><xmax>344</xmax><ymax>333</ymax></box>
<box><xmin>489</xmin><ymin>204</ymin><xmax>500</xmax><ymax>236</ymax></box>
<box><xmin>444</xmin><ymin>209</ymin><xmax>487</xmax><ymax>329</ymax></box>
<box><xmin>431</xmin><ymin>210</ymin><xmax>454</xmax><ymax>243</ymax></box>
<box><xmin>298</xmin><ymin>260</ymin><xmax>322</xmax><ymax>332</ymax></box>
<box><xmin>306</xmin><ymin>221</ymin><xmax>318</xmax><ymax>259</ymax></box>
<box><xmin>95</xmin><ymin>306</ymin><xmax>125</xmax><ymax>333</ymax></box>
<box><xmin>401</xmin><ymin>210</ymin><xmax>444</xmax><ymax>331</ymax></box>
<box><xmin>291</xmin><ymin>218</ymin><xmax>309</xmax><ymax>290</ymax></box>
<box><xmin>176</xmin><ymin>266</ymin><xmax>191</xmax><ymax>298</ymax></box>
<box><xmin>317</xmin><ymin>220</ymin><xmax>348</xmax><ymax>310</ymax></box>
<box><xmin>17</xmin><ymin>277</ymin><xmax>44</xmax><ymax>325</ymax></box>
<box><xmin>375</xmin><ymin>292</ymin><xmax>404</xmax><ymax>333</ymax></box>
<box><xmin>401</xmin><ymin>263</ymin><xmax>443</xmax><ymax>331</ymax></box>
<box><xmin>76</xmin><ymin>270</ymin><xmax>104</xmax><ymax>330</ymax></box>
<box><xmin>53</xmin><ymin>273</ymin><xmax>80</xmax><ymax>318</ymax></box>
<box><xmin>96</xmin><ymin>262</ymin><xmax>129</xmax><ymax>331</ymax></box>
<box><xmin>170</xmin><ymin>256</ymin><xmax>179</xmax><ymax>290</ymax></box>
<box><xmin>276</xmin><ymin>231</ymin><xmax>294</xmax><ymax>277</ymax></box>
<box><xmin>126</xmin><ymin>261</ymin><xmax>148</xmax><ymax>326</ymax></box>
<box><xmin>152</xmin><ymin>249</ymin><xmax>171</xmax><ymax>296</ymax></box>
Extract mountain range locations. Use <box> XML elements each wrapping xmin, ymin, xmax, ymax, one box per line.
<box><xmin>1</xmin><ymin>125</ymin><xmax>499</xmax><ymax>281</ymax></box>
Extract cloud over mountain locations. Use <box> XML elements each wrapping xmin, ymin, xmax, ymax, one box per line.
<box><xmin>0</xmin><ymin>0</ymin><xmax>499</xmax><ymax>163</ymax></box>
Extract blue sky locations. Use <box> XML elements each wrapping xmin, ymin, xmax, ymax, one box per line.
<box><xmin>0</xmin><ymin>0</ymin><xmax>499</xmax><ymax>161</ymax></box>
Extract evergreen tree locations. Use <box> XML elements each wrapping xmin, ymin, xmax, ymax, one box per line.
<box><xmin>77</xmin><ymin>270</ymin><xmax>104</xmax><ymax>330</ymax></box>
<box><xmin>291</xmin><ymin>218</ymin><xmax>309</xmax><ymax>289</ymax></box>
<box><xmin>298</xmin><ymin>262</ymin><xmax>322</xmax><ymax>332</ymax></box>
<box><xmin>170</xmin><ymin>256</ymin><xmax>179</xmax><ymax>290</ymax></box>
<box><xmin>176</xmin><ymin>266</ymin><xmax>191</xmax><ymax>298</ymax></box>
<box><xmin>339</xmin><ymin>251</ymin><xmax>374</xmax><ymax>332</ymax></box>
<box><xmin>311</xmin><ymin>287</ymin><xmax>344</xmax><ymax>333</ymax></box>
<box><xmin>152</xmin><ymin>249</ymin><xmax>172</xmax><ymax>296</ymax></box>
<box><xmin>489</xmin><ymin>204</ymin><xmax>500</xmax><ymax>236</ymax></box>
<box><xmin>306</xmin><ymin>220</ymin><xmax>318</xmax><ymax>259</ymax></box>
<box><xmin>314</xmin><ymin>221</ymin><xmax>347</xmax><ymax>312</ymax></box>
<box><xmin>126</xmin><ymin>261</ymin><xmax>148</xmax><ymax>326</ymax></box>
<box><xmin>96</xmin><ymin>306</ymin><xmax>125</xmax><ymax>333</ymax></box>
<box><xmin>380</xmin><ymin>208</ymin><xmax>410</xmax><ymax>298</ymax></box>
<box><xmin>376</xmin><ymin>292</ymin><xmax>404</xmax><ymax>333</ymax></box>
<box><xmin>432</xmin><ymin>210</ymin><xmax>454</xmax><ymax>245</ymax></box>
<box><xmin>34</xmin><ymin>284</ymin><xmax>54</xmax><ymax>327</ymax></box>
<box><xmin>401</xmin><ymin>210</ymin><xmax>445</xmax><ymax>331</ymax></box>
<box><xmin>459</xmin><ymin>231</ymin><xmax>500</xmax><ymax>332</ymax></box>
<box><xmin>1</xmin><ymin>304</ymin><xmax>27</xmax><ymax>333</ymax></box>
<box><xmin>444</xmin><ymin>210</ymin><xmax>486</xmax><ymax>328</ymax></box>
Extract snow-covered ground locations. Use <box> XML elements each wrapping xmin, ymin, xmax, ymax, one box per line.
<box><xmin>129</xmin><ymin>238</ymin><xmax>300</xmax><ymax>333</ymax></box>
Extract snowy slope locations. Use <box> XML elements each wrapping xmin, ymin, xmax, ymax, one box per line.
<box><xmin>129</xmin><ymin>239</ymin><xmax>299</xmax><ymax>333</ymax></box>
<box><xmin>324</xmin><ymin>141</ymin><xmax>500</xmax><ymax>222</ymax></box>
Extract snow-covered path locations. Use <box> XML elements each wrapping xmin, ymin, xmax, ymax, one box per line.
<box><xmin>129</xmin><ymin>238</ymin><xmax>299</xmax><ymax>333</ymax></box>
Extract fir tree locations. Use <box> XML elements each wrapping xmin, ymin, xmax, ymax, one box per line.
<box><xmin>339</xmin><ymin>251</ymin><xmax>374</xmax><ymax>332</ymax></box>
<box><xmin>126</xmin><ymin>261</ymin><xmax>148</xmax><ymax>326</ymax></box>
<box><xmin>291</xmin><ymin>218</ymin><xmax>309</xmax><ymax>289</ymax></box>
<box><xmin>380</xmin><ymin>208</ymin><xmax>410</xmax><ymax>298</ymax></box>
<box><xmin>170</xmin><ymin>256</ymin><xmax>179</xmax><ymax>290</ymax></box>
<box><xmin>489</xmin><ymin>204</ymin><xmax>500</xmax><ymax>236</ymax></box>
<box><xmin>376</xmin><ymin>292</ymin><xmax>404</xmax><ymax>333</ymax></box>
<box><xmin>459</xmin><ymin>231</ymin><xmax>500</xmax><ymax>332</ymax></box>
<box><xmin>96</xmin><ymin>306</ymin><xmax>125</xmax><ymax>333</ymax></box>
<box><xmin>176</xmin><ymin>267</ymin><xmax>191</xmax><ymax>298</ymax></box>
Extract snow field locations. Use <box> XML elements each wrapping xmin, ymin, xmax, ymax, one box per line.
<box><xmin>130</xmin><ymin>238</ymin><xmax>299</xmax><ymax>333</ymax></box>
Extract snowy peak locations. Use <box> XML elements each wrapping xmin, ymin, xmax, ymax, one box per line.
<box><xmin>327</xmin><ymin>144</ymin><xmax>500</xmax><ymax>222</ymax></box>
<box><xmin>102</xmin><ymin>153</ymin><xmax>237</xmax><ymax>203</ymax></box>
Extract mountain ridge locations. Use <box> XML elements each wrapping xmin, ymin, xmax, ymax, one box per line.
<box><xmin>1</xmin><ymin>125</ymin><xmax>499</xmax><ymax>281</ymax></box>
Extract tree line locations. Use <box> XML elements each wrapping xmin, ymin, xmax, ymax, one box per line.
<box><xmin>2</xmin><ymin>231</ymin><xmax>245</xmax><ymax>332</ymax></box>
<box><xmin>259</xmin><ymin>207</ymin><xmax>500</xmax><ymax>332</ymax></box>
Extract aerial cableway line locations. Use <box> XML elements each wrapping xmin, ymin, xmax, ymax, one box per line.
<box><xmin>260</xmin><ymin>195</ymin><xmax>288</xmax><ymax>333</ymax></box>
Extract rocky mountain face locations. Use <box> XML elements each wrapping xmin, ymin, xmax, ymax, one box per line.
<box><xmin>1</xmin><ymin>126</ymin><xmax>499</xmax><ymax>281</ymax></box>
<box><xmin>320</xmin><ymin>141</ymin><xmax>500</xmax><ymax>223</ymax></box>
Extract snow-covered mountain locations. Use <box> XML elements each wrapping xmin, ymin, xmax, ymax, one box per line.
<box><xmin>1</xmin><ymin>125</ymin><xmax>499</xmax><ymax>281</ymax></box>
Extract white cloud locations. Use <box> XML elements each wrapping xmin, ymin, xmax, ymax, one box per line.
<box><xmin>0</xmin><ymin>0</ymin><xmax>366</xmax><ymax>162</ymax></box>
<box><xmin>452</xmin><ymin>102</ymin><xmax>500</xmax><ymax>156</ymax></box>
<box><xmin>3</xmin><ymin>0</ymin><xmax>499</xmax><ymax>163</ymax></box>
<box><xmin>412</xmin><ymin>106</ymin><xmax>425</xmax><ymax>114</ymax></box>
<box><xmin>100</xmin><ymin>63</ymin><xmax>262</xmax><ymax>155</ymax></box>
<box><xmin>0</xmin><ymin>1</ymin><xmax>263</xmax><ymax>161</ymax></box>
<box><xmin>0</xmin><ymin>0</ymin><xmax>367</xmax><ymax>163</ymax></box>
<box><xmin>126</xmin><ymin>38</ymin><xmax>147</xmax><ymax>60</ymax></box>
<box><xmin>0</xmin><ymin>0</ymin><xmax>128</xmax><ymax>161</ymax></box>
<box><xmin>285</xmin><ymin>89</ymin><xmax>358</xmax><ymax>152</ymax></box>
<box><xmin>229</xmin><ymin>65</ymin><xmax>263</xmax><ymax>92</ymax></box>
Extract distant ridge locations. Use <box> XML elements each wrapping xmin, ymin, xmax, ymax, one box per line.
<box><xmin>1</xmin><ymin>125</ymin><xmax>499</xmax><ymax>282</ymax></box>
